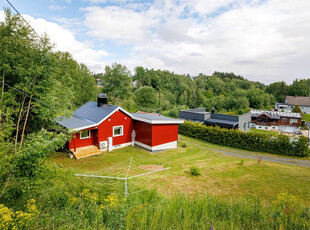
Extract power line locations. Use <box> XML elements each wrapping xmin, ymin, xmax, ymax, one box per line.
<box><xmin>1</xmin><ymin>81</ymin><xmax>53</xmax><ymax>108</ymax></box>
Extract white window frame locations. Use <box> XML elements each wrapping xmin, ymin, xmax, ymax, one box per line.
<box><xmin>80</xmin><ymin>130</ymin><xmax>90</xmax><ymax>139</ymax></box>
<box><xmin>113</xmin><ymin>125</ymin><xmax>124</xmax><ymax>137</ymax></box>
<box><xmin>282</xmin><ymin>118</ymin><xmax>287</xmax><ymax>122</ymax></box>
<box><xmin>290</xmin><ymin>119</ymin><xmax>298</xmax><ymax>124</ymax></box>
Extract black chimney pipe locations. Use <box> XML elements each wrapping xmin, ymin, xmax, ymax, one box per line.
<box><xmin>97</xmin><ymin>93</ymin><xmax>108</xmax><ymax>107</ymax></box>
<box><xmin>211</xmin><ymin>107</ymin><xmax>215</xmax><ymax>113</ymax></box>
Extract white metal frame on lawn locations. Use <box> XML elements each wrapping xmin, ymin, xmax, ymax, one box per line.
<box><xmin>74</xmin><ymin>157</ymin><xmax>170</xmax><ymax>197</ymax></box>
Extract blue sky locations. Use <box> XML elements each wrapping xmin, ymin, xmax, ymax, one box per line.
<box><xmin>1</xmin><ymin>0</ymin><xmax>310</xmax><ymax>83</ymax></box>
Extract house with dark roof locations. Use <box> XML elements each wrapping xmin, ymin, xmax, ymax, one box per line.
<box><xmin>178</xmin><ymin>108</ymin><xmax>251</xmax><ymax>132</ymax></box>
<box><xmin>275</xmin><ymin>96</ymin><xmax>310</xmax><ymax>114</ymax></box>
<box><xmin>250</xmin><ymin>110</ymin><xmax>302</xmax><ymax>133</ymax></box>
<box><xmin>56</xmin><ymin>94</ymin><xmax>183</xmax><ymax>158</ymax></box>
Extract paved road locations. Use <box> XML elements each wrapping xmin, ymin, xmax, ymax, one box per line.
<box><xmin>185</xmin><ymin>140</ymin><xmax>310</xmax><ymax>168</ymax></box>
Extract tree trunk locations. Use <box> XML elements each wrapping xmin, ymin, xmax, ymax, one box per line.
<box><xmin>15</xmin><ymin>95</ymin><xmax>26</xmax><ymax>153</ymax></box>
<box><xmin>19</xmin><ymin>76</ymin><xmax>37</xmax><ymax>149</ymax></box>
<box><xmin>19</xmin><ymin>95</ymin><xmax>32</xmax><ymax>148</ymax></box>
<box><xmin>0</xmin><ymin>72</ymin><xmax>5</xmax><ymax>123</ymax></box>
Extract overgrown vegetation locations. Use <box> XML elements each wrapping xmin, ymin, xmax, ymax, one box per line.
<box><xmin>180</xmin><ymin>121</ymin><xmax>309</xmax><ymax>157</ymax></box>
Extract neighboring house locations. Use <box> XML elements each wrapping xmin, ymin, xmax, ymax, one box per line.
<box><xmin>179</xmin><ymin>108</ymin><xmax>251</xmax><ymax>132</ymax></box>
<box><xmin>56</xmin><ymin>94</ymin><xmax>183</xmax><ymax>158</ymax></box>
<box><xmin>251</xmin><ymin>110</ymin><xmax>302</xmax><ymax>133</ymax></box>
<box><xmin>275</xmin><ymin>96</ymin><xmax>310</xmax><ymax>113</ymax></box>
<box><xmin>96</xmin><ymin>78</ymin><xmax>103</xmax><ymax>87</ymax></box>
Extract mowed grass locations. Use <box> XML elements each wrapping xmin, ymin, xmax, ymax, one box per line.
<box><xmin>250</xmin><ymin>127</ymin><xmax>279</xmax><ymax>137</ymax></box>
<box><xmin>302</xmin><ymin>113</ymin><xmax>310</xmax><ymax>122</ymax></box>
<box><xmin>48</xmin><ymin>135</ymin><xmax>310</xmax><ymax>205</ymax></box>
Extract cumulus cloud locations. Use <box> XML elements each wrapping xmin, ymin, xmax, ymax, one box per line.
<box><xmin>80</xmin><ymin>0</ymin><xmax>310</xmax><ymax>83</ymax></box>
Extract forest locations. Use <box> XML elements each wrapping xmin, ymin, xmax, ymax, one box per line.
<box><xmin>1</xmin><ymin>9</ymin><xmax>310</xmax><ymax>229</ymax></box>
<box><xmin>96</xmin><ymin>62</ymin><xmax>310</xmax><ymax>118</ymax></box>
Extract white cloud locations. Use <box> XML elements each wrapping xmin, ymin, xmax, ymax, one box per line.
<box><xmin>79</xmin><ymin>0</ymin><xmax>310</xmax><ymax>83</ymax></box>
<box><xmin>82</xmin><ymin>6</ymin><xmax>156</xmax><ymax>43</ymax></box>
<box><xmin>48</xmin><ymin>5</ymin><xmax>66</xmax><ymax>10</ymax></box>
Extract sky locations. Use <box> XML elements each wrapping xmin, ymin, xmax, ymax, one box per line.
<box><xmin>0</xmin><ymin>0</ymin><xmax>310</xmax><ymax>84</ymax></box>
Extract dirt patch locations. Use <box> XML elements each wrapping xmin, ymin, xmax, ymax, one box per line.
<box><xmin>139</xmin><ymin>164</ymin><xmax>164</xmax><ymax>171</ymax></box>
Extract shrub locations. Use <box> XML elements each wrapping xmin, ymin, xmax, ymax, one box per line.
<box><xmin>178</xmin><ymin>141</ymin><xmax>187</xmax><ymax>148</ymax></box>
<box><xmin>179</xmin><ymin>121</ymin><xmax>310</xmax><ymax>157</ymax></box>
<box><xmin>190</xmin><ymin>166</ymin><xmax>201</xmax><ymax>176</ymax></box>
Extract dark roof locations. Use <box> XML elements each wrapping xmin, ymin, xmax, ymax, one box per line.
<box><xmin>131</xmin><ymin>113</ymin><xmax>183</xmax><ymax>124</ymax></box>
<box><xmin>251</xmin><ymin>110</ymin><xmax>301</xmax><ymax>119</ymax></box>
<box><xmin>56</xmin><ymin>101</ymin><xmax>121</xmax><ymax>130</ymax></box>
<box><xmin>204</xmin><ymin>118</ymin><xmax>238</xmax><ymax>127</ymax></box>
<box><xmin>56</xmin><ymin>116</ymin><xmax>95</xmax><ymax>130</ymax></box>
<box><xmin>286</xmin><ymin>96</ymin><xmax>310</xmax><ymax>106</ymax></box>
<box><xmin>74</xmin><ymin>101</ymin><xmax>118</xmax><ymax>123</ymax></box>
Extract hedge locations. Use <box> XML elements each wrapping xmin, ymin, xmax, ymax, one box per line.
<box><xmin>179</xmin><ymin>121</ymin><xmax>309</xmax><ymax>157</ymax></box>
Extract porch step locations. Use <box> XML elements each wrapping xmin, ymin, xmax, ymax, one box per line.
<box><xmin>70</xmin><ymin>145</ymin><xmax>102</xmax><ymax>160</ymax></box>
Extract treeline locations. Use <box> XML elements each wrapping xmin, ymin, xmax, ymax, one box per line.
<box><xmin>97</xmin><ymin>65</ymin><xmax>275</xmax><ymax>117</ymax></box>
<box><xmin>97</xmin><ymin>64</ymin><xmax>310</xmax><ymax>117</ymax></box>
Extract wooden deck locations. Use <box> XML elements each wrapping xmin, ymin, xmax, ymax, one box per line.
<box><xmin>70</xmin><ymin>145</ymin><xmax>102</xmax><ymax>159</ymax></box>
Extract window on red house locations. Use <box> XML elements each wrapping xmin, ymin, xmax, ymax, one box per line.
<box><xmin>80</xmin><ymin>130</ymin><xmax>90</xmax><ymax>139</ymax></box>
<box><xmin>113</xmin><ymin>126</ymin><xmax>123</xmax><ymax>137</ymax></box>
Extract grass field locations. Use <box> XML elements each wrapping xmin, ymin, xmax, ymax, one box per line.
<box><xmin>48</xmin><ymin>135</ymin><xmax>310</xmax><ymax>206</ymax></box>
<box><xmin>250</xmin><ymin>127</ymin><xmax>280</xmax><ymax>137</ymax></box>
<box><xmin>303</xmin><ymin>113</ymin><xmax>310</xmax><ymax>122</ymax></box>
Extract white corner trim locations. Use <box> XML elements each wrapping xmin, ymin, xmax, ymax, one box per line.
<box><xmin>132</xmin><ymin>116</ymin><xmax>184</xmax><ymax>124</ymax></box>
<box><xmin>134</xmin><ymin>140</ymin><xmax>178</xmax><ymax>151</ymax></box>
<box><xmin>73</xmin><ymin>107</ymin><xmax>133</xmax><ymax>131</ymax></box>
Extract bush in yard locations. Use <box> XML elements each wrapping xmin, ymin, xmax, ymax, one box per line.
<box><xmin>190</xmin><ymin>166</ymin><xmax>201</xmax><ymax>176</ymax></box>
<box><xmin>179</xmin><ymin>121</ymin><xmax>310</xmax><ymax>157</ymax></box>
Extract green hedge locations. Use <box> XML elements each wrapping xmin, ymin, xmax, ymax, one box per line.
<box><xmin>179</xmin><ymin>121</ymin><xmax>309</xmax><ymax>157</ymax></box>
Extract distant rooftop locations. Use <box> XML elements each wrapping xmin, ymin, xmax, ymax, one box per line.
<box><xmin>131</xmin><ymin>113</ymin><xmax>183</xmax><ymax>124</ymax></box>
<box><xmin>251</xmin><ymin>110</ymin><xmax>302</xmax><ymax>119</ymax></box>
<box><xmin>286</xmin><ymin>96</ymin><xmax>310</xmax><ymax>106</ymax></box>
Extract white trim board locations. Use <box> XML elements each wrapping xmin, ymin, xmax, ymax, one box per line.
<box><xmin>134</xmin><ymin>140</ymin><xmax>177</xmax><ymax>152</ymax></box>
<box><xmin>132</xmin><ymin>116</ymin><xmax>184</xmax><ymax>124</ymax></box>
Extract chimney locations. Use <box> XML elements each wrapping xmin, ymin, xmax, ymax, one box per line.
<box><xmin>97</xmin><ymin>93</ymin><xmax>108</xmax><ymax>107</ymax></box>
<box><xmin>211</xmin><ymin>107</ymin><xmax>215</xmax><ymax>113</ymax></box>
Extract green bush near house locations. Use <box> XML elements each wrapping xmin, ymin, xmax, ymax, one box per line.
<box><xmin>179</xmin><ymin>121</ymin><xmax>309</xmax><ymax>157</ymax></box>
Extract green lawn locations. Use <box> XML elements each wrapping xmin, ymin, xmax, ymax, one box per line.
<box><xmin>303</xmin><ymin>113</ymin><xmax>310</xmax><ymax>122</ymax></box>
<box><xmin>250</xmin><ymin>127</ymin><xmax>279</xmax><ymax>137</ymax></box>
<box><xmin>48</xmin><ymin>135</ymin><xmax>310</xmax><ymax>205</ymax></box>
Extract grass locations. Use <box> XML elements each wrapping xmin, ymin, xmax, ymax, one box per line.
<box><xmin>48</xmin><ymin>135</ymin><xmax>310</xmax><ymax>206</ymax></box>
<box><xmin>250</xmin><ymin>127</ymin><xmax>279</xmax><ymax>137</ymax></box>
<box><xmin>303</xmin><ymin>113</ymin><xmax>310</xmax><ymax>122</ymax></box>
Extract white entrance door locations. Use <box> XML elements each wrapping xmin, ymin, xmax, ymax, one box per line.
<box><xmin>108</xmin><ymin>137</ymin><xmax>113</xmax><ymax>151</ymax></box>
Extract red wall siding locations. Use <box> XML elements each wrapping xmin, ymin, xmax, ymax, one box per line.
<box><xmin>69</xmin><ymin>110</ymin><xmax>134</xmax><ymax>150</ymax></box>
<box><xmin>97</xmin><ymin>110</ymin><xmax>134</xmax><ymax>145</ymax></box>
<box><xmin>152</xmin><ymin>124</ymin><xmax>178</xmax><ymax>146</ymax></box>
<box><xmin>134</xmin><ymin>121</ymin><xmax>152</xmax><ymax>146</ymax></box>
<box><xmin>69</xmin><ymin>129</ymin><xmax>97</xmax><ymax>150</ymax></box>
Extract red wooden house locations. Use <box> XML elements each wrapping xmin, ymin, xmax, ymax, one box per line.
<box><xmin>56</xmin><ymin>94</ymin><xmax>183</xmax><ymax>158</ymax></box>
